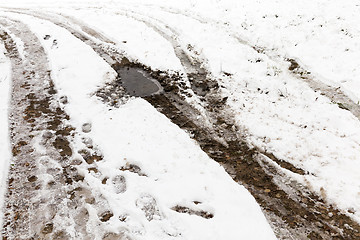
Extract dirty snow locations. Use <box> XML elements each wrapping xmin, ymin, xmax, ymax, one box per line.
<box><xmin>1</xmin><ymin>0</ymin><xmax>360</xmax><ymax>237</ymax></box>
<box><xmin>39</xmin><ymin>0</ymin><xmax>360</xmax><ymax>223</ymax></box>
<box><xmin>0</xmin><ymin>11</ymin><xmax>276</xmax><ymax>239</ymax></box>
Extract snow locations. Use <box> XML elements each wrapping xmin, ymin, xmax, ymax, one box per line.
<box><xmin>61</xmin><ymin>0</ymin><xmax>360</xmax><ymax>223</ymax></box>
<box><xmin>185</xmin><ymin>0</ymin><xmax>360</xmax><ymax>102</ymax></box>
<box><xmin>0</xmin><ymin>38</ymin><xmax>11</xmax><ymax>233</ymax></box>
<box><xmin>1</xmin><ymin>0</ymin><xmax>360</xmax><ymax>237</ymax></box>
<box><xmin>1</xmin><ymin>12</ymin><xmax>275</xmax><ymax>239</ymax></box>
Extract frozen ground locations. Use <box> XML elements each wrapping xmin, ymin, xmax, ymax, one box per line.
<box><xmin>0</xmin><ymin>0</ymin><xmax>360</xmax><ymax>239</ymax></box>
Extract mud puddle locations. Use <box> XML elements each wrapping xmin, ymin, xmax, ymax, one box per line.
<box><xmin>117</xmin><ymin>67</ymin><xmax>162</xmax><ymax>97</ymax></box>
<box><xmin>1</xmin><ymin>9</ymin><xmax>162</xmax><ymax>99</ymax></box>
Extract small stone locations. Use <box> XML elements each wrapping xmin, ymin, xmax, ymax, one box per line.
<box><xmin>44</xmin><ymin>35</ymin><xmax>51</xmax><ymax>40</ymax></box>
<box><xmin>82</xmin><ymin>123</ymin><xmax>92</xmax><ymax>133</ymax></box>
<box><xmin>328</xmin><ymin>212</ymin><xmax>333</xmax><ymax>217</ymax></box>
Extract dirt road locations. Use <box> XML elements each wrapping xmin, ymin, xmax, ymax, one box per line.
<box><xmin>1</xmin><ymin>7</ymin><xmax>360</xmax><ymax>240</ymax></box>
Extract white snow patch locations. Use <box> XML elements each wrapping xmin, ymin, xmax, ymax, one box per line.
<box><xmin>0</xmin><ymin>39</ymin><xmax>11</xmax><ymax>236</ymax></box>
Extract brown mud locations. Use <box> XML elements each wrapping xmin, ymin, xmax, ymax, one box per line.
<box><xmin>145</xmin><ymin>89</ymin><xmax>360</xmax><ymax>240</ymax></box>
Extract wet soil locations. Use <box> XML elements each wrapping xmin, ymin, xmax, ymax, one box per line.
<box><xmin>145</xmin><ymin>92</ymin><xmax>360</xmax><ymax>239</ymax></box>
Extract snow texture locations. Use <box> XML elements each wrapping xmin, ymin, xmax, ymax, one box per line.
<box><xmin>1</xmin><ymin>0</ymin><xmax>360</xmax><ymax>237</ymax></box>
<box><xmin>0</xmin><ymin>38</ymin><xmax>11</xmax><ymax>232</ymax></box>
<box><xmin>0</xmin><ymin>11</ymin><xmax>276</xmax><ymax>239</ymax></box>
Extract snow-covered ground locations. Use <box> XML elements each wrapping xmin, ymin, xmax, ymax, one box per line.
<box><xmin>48</xmin><ymin>0</ymin><xmax>360</xmax><ymax>223</ymax></box>
<box><xmin>0</xmin><ymin>36</ymin><xmax>11</xmax><ymax>233</ymax></box>
<box><xmin>1</xmin><ymin>0</ymin><xmax>360</xmax><ymax>238</ymax></box>
<box><xmin>0</xmin><ymin>7</ymin><xmax>276</xmax><ymax>240</ymax></box>
<box><xmin>30</xmin><ymin>13</ymin><xmax>276</xmax><ymax>239</ymax></box>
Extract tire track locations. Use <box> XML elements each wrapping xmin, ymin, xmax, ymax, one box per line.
<box><xmin>144</xmin><ymin>5</ymin><xmax>360</xmax><ymax>121</ymax></box>
<box><xmin>102</xmin><ymin>9</ymin><xmax>360</xmax><ymax>239</ymax></box>
<box><xmin>0</xmin><ymin>17</ymin><xmax>122</xmax><ymax>240</ymax></box>
<box><xmin>55</xmin><ymin>8</ymin><xmax>360</xmax><ymax>239</ymax></box>
<box><xmin>65</xmin><ymin>8</ymin><xmax>360</xmax><ymax>240</ymax></box>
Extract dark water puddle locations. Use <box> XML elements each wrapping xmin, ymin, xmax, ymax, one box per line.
<box><xmin>118</xmin><ymin>67</ymin><xmax>163</xmax><ymax>97</ymax></box>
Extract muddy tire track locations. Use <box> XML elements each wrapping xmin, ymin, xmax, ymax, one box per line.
<box><xmin>0</xmin><ymin>18</ymin><xmax>120</xmax><ymax>240</ymax></box>
<box><xmin>1</xmin><ymin>8</ymin><xmax>360</xmax><ymax>240</ymax></box>
<box><xmin>86</xmin><ymin>8</ymin><xmax>360</xmax><ymax>239</ymax></box>
<box><xmin>179</xmin><ymin>7</ymin><xmax>360</xmax><ymax>120</ymax></box>
<box><xmin>135</xmin><ymin>5</ymin><xmax>360</xmax><ymax>121</ymax></box>
<box><xmin>285</xmin><ymin>58</ymin><xmax>360</xmax><ymax>120</ymax></box>
<box><xmin>15</xmin><ymin>8</ymin><xmax>360</xmax><ymax>239</ymax></box>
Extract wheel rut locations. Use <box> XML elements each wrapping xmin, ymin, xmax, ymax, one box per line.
<box><xmin>0</xmin><ymin>18</ymin><xmax>120</xmax><ymax>240</ymax></box>
<box><xmin>127</xmin><ymin>4</ymin><xmax>360</xmax><ymax>121</ymax></box>
<box><xmin>75</xmin><ymin>7</ymin><xmax>360</xmax><ymax>239</ymax></box>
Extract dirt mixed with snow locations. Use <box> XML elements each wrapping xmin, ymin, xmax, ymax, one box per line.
<box><xmin>1</xmin><ymin>0</ymin><xmax>360</xmax><ymax>239</ymax></box>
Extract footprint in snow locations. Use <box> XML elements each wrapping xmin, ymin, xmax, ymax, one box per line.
<box><xmin>112</xmin><ymin>175</ymin><xmax>126</xmax><ymax>194</ymax></box>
